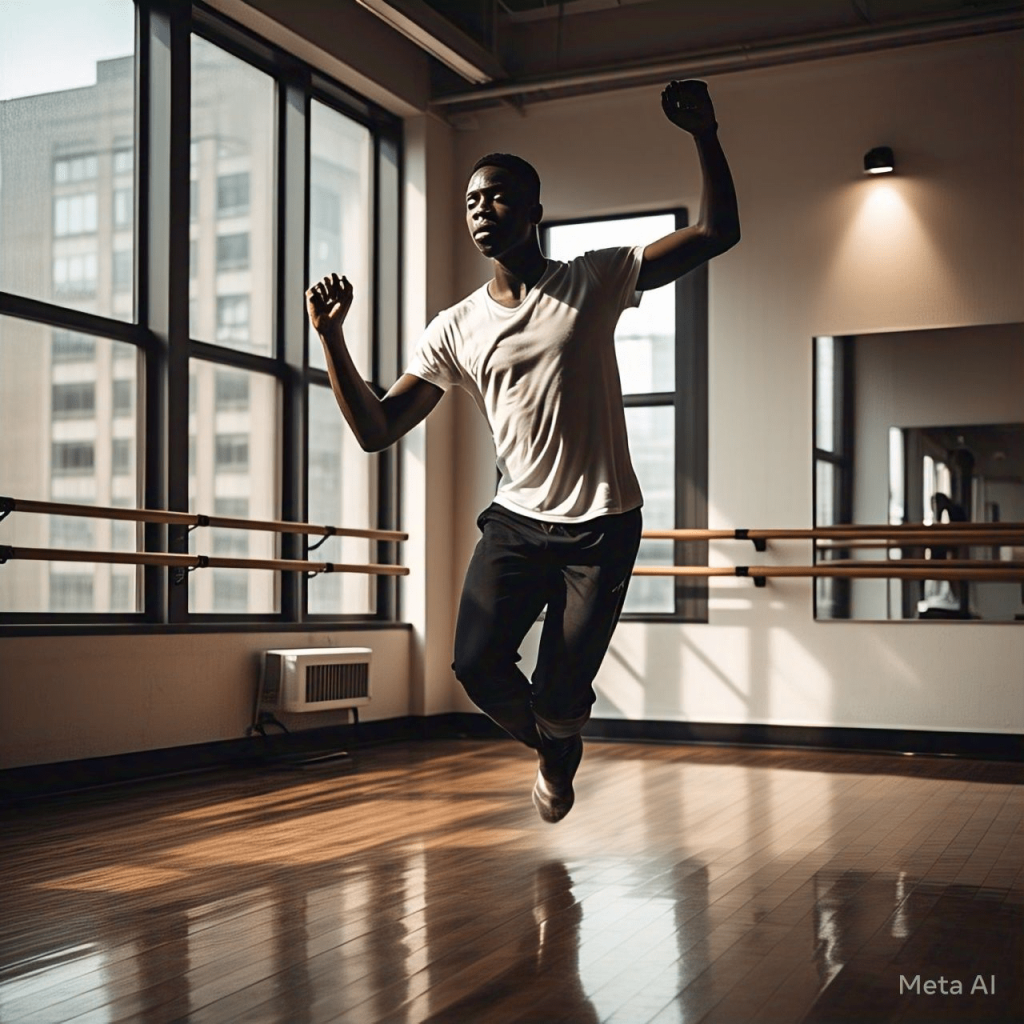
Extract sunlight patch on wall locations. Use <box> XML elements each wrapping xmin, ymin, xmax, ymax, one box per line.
<box><xmin>816</xmin><ymin>178</ymin><xmax>959</xmax><ymax>332</ymax></box>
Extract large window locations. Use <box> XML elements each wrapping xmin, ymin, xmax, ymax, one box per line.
<box><xmin>0</xmin><ymin>2</ymin><xmax>402</xmax><ymax>628</ymax></box>
<box><xmin>543</xmin><ymin>213</ymin><xmax>709</xmax><ymax>620</ymax></box>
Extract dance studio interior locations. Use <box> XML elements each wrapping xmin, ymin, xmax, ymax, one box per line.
<box><xmin>1</xmin><ymin>1</ymin><xmax>1022</xmax><ymax>1021</ymax></box>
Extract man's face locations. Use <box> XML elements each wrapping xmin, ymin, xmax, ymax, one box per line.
<box><xmin>465</xmin><ymin>166</ymin><xmax>539</xmax><ymax>260</ymax></box>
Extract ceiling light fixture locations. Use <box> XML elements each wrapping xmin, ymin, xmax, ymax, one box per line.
<box><xmin>864</xmin><ymin>146</ymin><xmax>895</xmax><ymax>175</ymax></box>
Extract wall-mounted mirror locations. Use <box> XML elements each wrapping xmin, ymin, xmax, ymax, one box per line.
<box><xmin>812</xmin><ymin>323</ymin><xmax>1024</xmax><ymax>621</ymax></box>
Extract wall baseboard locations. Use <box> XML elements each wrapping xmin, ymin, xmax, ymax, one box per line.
<box><xmin>2</xmin><ymin>714</ymin><xmax>1020</xmax><ymax>803</ymax></box>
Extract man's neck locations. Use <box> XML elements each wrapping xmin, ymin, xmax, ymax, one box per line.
<box><xmin>488</xmin><ymin>244</ymin><xmax>547</xmax><ymax>307</ymax></box>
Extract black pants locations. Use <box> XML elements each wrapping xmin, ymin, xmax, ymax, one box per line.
<box><xmin>452</xmin><ymin>502</ymin><xmax>643</xmax><ymax>748</ymax></box>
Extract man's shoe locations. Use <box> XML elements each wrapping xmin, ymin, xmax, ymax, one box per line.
<box><xmin>532</xmin><ymin>733</ymin><xmax>583</xmax><ymax>824</ymax></box>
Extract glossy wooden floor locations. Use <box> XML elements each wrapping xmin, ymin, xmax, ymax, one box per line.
<box><xmin>2</xmin><ymin>740</ymin><xmax>1021</xmax><ymax>1024</ymax></box>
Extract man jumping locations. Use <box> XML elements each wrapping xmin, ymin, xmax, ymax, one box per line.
<box><xmin>306</xmin><ymin>80</ymin><xmax>739</xmax><ymax>823</ymax></box>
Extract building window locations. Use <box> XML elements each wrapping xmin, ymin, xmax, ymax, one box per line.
<box><xmin>53</xmin><ymin>154</ymin><xmax>98</xmax><ymax>184</ymax></box>
<box><xmin>51</xmin><ymin>382</ymin><xmax>96</xmax><ymax>420</ymax></box>
<box><xmin>51</xmin><ymin>441</ymin><xmax>95</xmax><ymax>476</ymax></box>
<box><xmin>113</xmin><ymin>148</ymin><xmax>133</xmax><ymax>175</ymax></box>
<box><xmin>212</xmin><ymin>571</ymin><xmax>248</xmax><ymax>612</ymax></box>
<box><xmin>215</xmin><ymin>232</ymin><xmax>249</xmax><ymax>272</ymax></box>
<box><xmin>49</xmin><ymin>572</ymin><xmax>94</xmax><ymax>612</ymax></box>
<box><xmin>113</xmin><ymin>188</ymin><xmax>133</xmax><ymax>228</ymax></box>
<box><xmin>110</xmin><ymin>573</ymin><xmax>135</xmax><ymax>611</ymax></box>
<box><xmin>543</xmin><ymin>211</ymin><xmax>708</xmax><ymax>621</ymax></box>
<box><xmin>112</xmin><ymin>437</ymin><xmax>134</xmax><ymax>475</ymax></box>
<box><xmin>214</xmin><ymin>369</ymin><xmax>249</xmax><ymax>410</ymax></box>
<box><xmin>214</xmin><ymin>433</ymin><xmax>248</xmax><ymax>473</ymax></box>
<box><xmin>212</xmin><ymin>497</ymin><xmax>250</xmax><ymax>556</ymax></box>
<box><xmin>112</xmin><ymin>249</ymin><xmax>133</xmax><ymax>292</ymax></box>
<box><xmin>50</xmin><ymin>516</ymin><xmax>95</xmax><ymax>548</ymax></box>
<box><xmin>53</xmin><ymin>252</ymin><xmax>98</xmax><ymax>296</ymax></box>
<box><xmin>215</xmin><ymin>294</ymin><xmax>249</xmax><ymax>346</ymax></box>
<box><xmin>112</xmin><ymin>378</ymin><xmax>134</xmax><ymax>416</ymax></box>
<box><xmin>189</xmin><ymin>178</ymin><xmax>199</xmax><ymax>221</ymax></box>
<box><xmin>54</xmin><ymin>193</ymin><xmax>98</xmax><ymax>236</ymax></box>
<box><xmin>52</xmin><ymin>330</ymin><xmax>96</xmax><ymax>363</ymax></box>
<box><xmin>216</xmin><ymin>172</ymin><xmax>249</xmax><ymax>217</ymax></box>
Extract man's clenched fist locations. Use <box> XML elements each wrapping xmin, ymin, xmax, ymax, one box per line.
<box><xmin>306</xmin><ymin>273</ymin><xmax>353</xmax><ymax>336</ymax></box>
<box><xmin>661</xmin><ymin>80</ymin><xmax>717</xmax><ymax>136</ymax></box>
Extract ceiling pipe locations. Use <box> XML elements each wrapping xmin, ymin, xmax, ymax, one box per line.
<box><xmin>431</xmin><ymin>9</ymin><xmax>1024</xmax><ymax>106</ymax></box>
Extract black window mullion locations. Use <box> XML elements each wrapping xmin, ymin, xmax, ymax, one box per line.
<box><xmin>279</xmin><ymin>75</ymin><xmax>309</xmax><ymax>622</ymax></box>
<box><xmin>374</xmin><ymin>129</ymin><xmax>402</xmax><ymax>620</ymax></box>
<box><xmin>147</xmin><ymin>1</ymin><xmax>193</xmax><ymax>623</ymax></box>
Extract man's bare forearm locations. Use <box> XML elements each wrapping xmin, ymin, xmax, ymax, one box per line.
<box><xmin>693</xmin><ymin>127</ymin><xmax>740</xmax><ymax>248</ymax></box>
<box><xmin>318</xmin><ymin>325</ymin><xmax>390</xmax><ymax>452</ymax></box>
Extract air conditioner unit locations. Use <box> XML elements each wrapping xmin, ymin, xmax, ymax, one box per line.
<box><xmin>258</xmin><ymin>647</ymin><xmax>372</xmax><ymax>715</ymax></box>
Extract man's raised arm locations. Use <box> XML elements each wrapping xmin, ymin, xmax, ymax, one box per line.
<box><xmin>636</xmin><ymin>80</ymin><xmax>740</xmax><ymax>291</ymax></box>
<box><xmin>306</xmin><ymin>273</ymin><xmax>443</xmax><ymax>453</ymax></box>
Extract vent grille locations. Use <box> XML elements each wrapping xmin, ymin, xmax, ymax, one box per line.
<box><xmin>306</xmin><ymin>661</ymin><xmax>369</xmax><ymax>704</ymax></box>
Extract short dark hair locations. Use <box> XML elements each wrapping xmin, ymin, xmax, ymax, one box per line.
<box><xmin>470</xmin><ymin>153</ymin><xmax>541</xmax><ymax>204</ymax></box>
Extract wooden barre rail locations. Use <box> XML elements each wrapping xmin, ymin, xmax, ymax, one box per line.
<box><xmin>0</xmin><ymin>497</ymin><xmax>407</xmax><ymax>544</ymax></box>
<box><xmin>642</xmin><ymin>523</ymin><xmax>1024</xmax><ymax>542</ymax></box>
<box><xmin>633</xmin><ymin>563</ymin><xmax>1024</xmax><ymax>582</ymax></box>
<box><xmin>815</xmin><ymin>539</ymin><xmax>1024</xmax><ymax>551</ymax></box>
<box><xmin>0</xmin><ymin>545</ymin><xmax>408</xmax><ymax>576</ymax></box>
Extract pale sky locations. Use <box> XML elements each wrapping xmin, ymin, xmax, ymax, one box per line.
<box><xmin>0</xmin><ymin>0</ymin><xmax>134</xmax><ymax>101</ymax></box>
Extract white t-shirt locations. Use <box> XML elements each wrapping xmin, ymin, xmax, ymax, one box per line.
<box><xmin>405</xmin><ymin>245</ymin><xmax>645</xmax><ymax>523</ymax></box>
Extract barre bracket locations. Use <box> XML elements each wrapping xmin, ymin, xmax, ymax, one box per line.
<box><xmin>0</xmin><ymin>544</ymin><xmax>12</xmax><ymax>564</ymax></box>
<box><xmin>734</xmin><ymin>529</ymin><xmax>767</xmax><ymax>552</ymax></box>
<box><xmin>188</xmin><ymin>514</ymin><xmax>211</xmax><ymax>533</ymax></box>
<box><xmin>308</xmin><ymin>525</ymin><xmax>336</xmax><ymax>552</ymax></box>
<box><xmin>307</xmin><ymin>562</ymin><xmax>335</xmax><ymax>579</ymax></box>
<box><xmin>187</xmin><ymin>554</ymin><xmax>210</xmax><ymax>574</ymax></box>
<box><xmin>0</xmin><ymin>497</ymin><xmax>13</xmax><ymax>524</ymax></box>
<box><xmin>736</xmin><ymin>565</ymin><xmax>768</xmax><ymax>587</ymax></box>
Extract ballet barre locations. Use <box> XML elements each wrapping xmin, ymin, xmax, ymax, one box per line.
<box><xmin>0</xmin><ymin>496</ymin><xmax>409</xmax><ymax>578</ymax></box>
<box><xmin>0</xmin><ymin>546</ymin><xmax>408</xmax><ymax>577</ymax></box>
<box><xmin>0</xmin><ymin>496</ymin><xmax>407</xmax><ymax>545</ymax></box>
<box><xmin>642</xmin><ymin>522</ymin><xmax>1024</xmax><ymax>545</ymax></box>
<box><xmin>632</xmin><ymin>563</ymin><xmax>1024</xmax><ymax>586</ymax></box>
<box><xmin>636</xmin><ymin>521</ymin><xmax>1024</xmax><ymax>586</ymax></box>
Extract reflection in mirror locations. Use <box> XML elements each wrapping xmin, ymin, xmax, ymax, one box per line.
<box><xmin>813</xmin><ymin>324</ymin><xmax>1024</xmax><ymax>621</ymax></box>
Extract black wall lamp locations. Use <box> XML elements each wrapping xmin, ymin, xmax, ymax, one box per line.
<box><xmin>864</xmin><ymin>146</ymin><xmax>895</xmax><ymax>174</ymax></box>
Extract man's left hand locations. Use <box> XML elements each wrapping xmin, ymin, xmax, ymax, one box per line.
<box><xmin>661</xmin><ymin>80</ymin><xmax>717</xmax><ymax>136</ymax></box>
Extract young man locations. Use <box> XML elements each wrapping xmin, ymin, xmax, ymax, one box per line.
<box><xmin>306</xmin><ymin>80</ymin><xmax>739</xmax><ymax>823</ymax></box>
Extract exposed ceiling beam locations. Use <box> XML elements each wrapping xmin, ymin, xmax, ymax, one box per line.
<box><xmin>352</xmin><ymin>0</ymin><xmax>506</xmax><ymax>84</ymax></box>
<box><xmin>431</xmin><ymin>8</ymin><xmax>1023</xmax><ymax>107</ymax></box>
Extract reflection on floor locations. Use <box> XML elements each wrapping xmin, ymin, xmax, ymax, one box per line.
<box><xmin>1</xmin><ymin>740</ymin><xmax>1021</xmax><ymax>1023</ymax></box>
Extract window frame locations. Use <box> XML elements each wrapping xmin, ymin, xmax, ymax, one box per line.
<box><xmin>0</xmin><ymin>0</ymin><xmax>403</xmax><ymax>633</ymax></box>
<box><xmin>540</xmin><ymin>209</ymin><xmax>709</xmax><ymax>623</ymax></box>
<box><xmin>811</xmin><ymin>334</ymin><xmax>855</xmax><ymax>619</ymax></box>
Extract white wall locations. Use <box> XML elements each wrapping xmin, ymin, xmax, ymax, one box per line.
<box><xmin>445</xmin><ymin>32</ymin><xmax>1024</xmax><ymax>734</ymax></box>
<box><xmin>0</xmin><ymin>629</ymin><xmax>411</xmax><ymax>769</ymax></box>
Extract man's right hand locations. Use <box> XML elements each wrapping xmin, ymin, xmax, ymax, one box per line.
<box><xmin>306</xmin><ymin>273</ymin><xmax>353</xmax><ymax>336</ymax></box>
